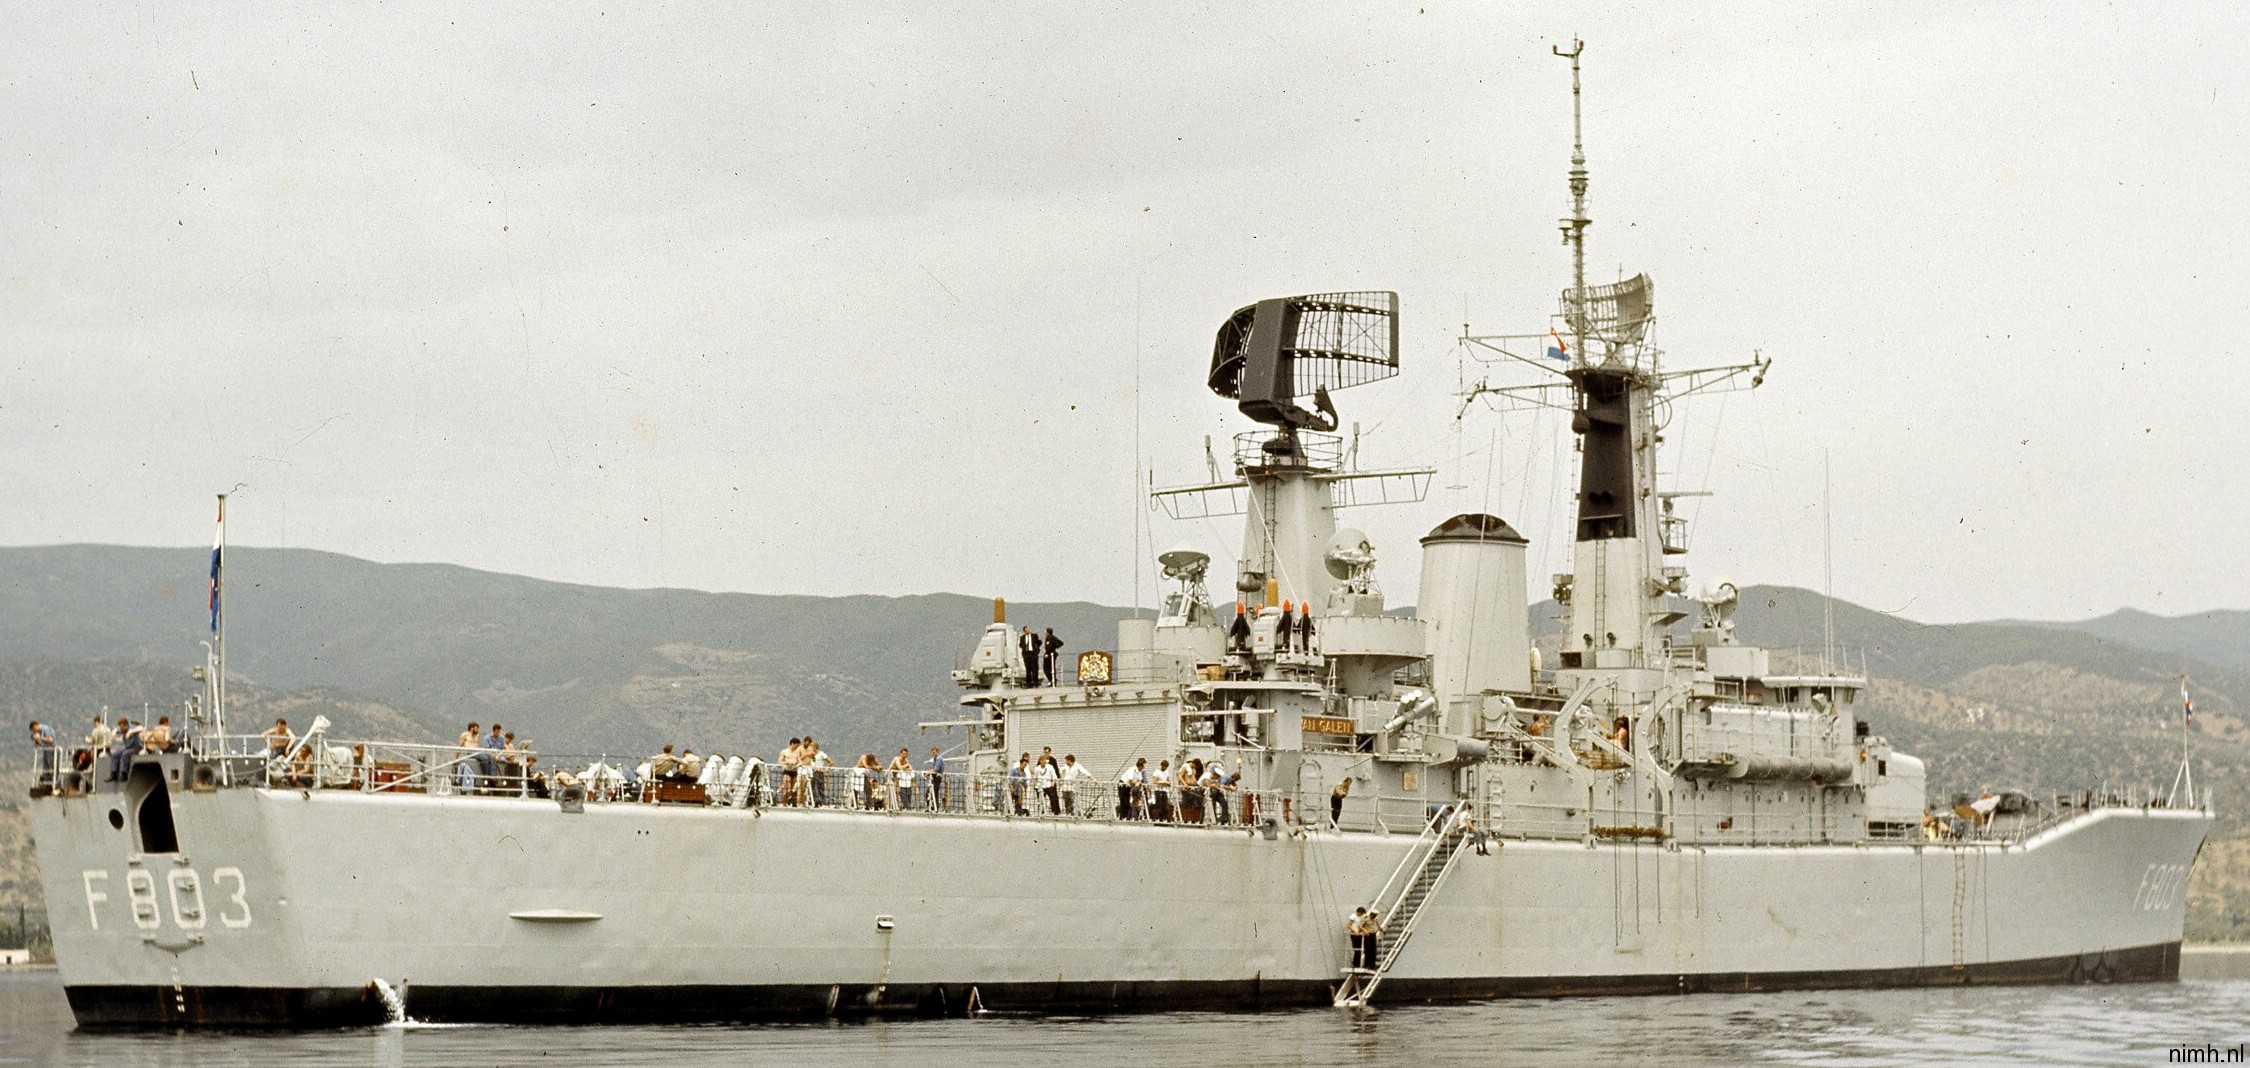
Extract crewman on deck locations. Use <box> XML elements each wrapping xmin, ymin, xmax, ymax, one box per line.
<box><xmin>1451</xmin><ymin>805</ymin><xmax>1489</xmax><ymax>855</ymax></box>
<box><xmin>778</xmin><ymin>739</ymin><xmax>802</xmax><ymax>805</ymax></box>
<box><xmin>804</xmin><ymin>739</ymin><xmax>831</xmax><ymax>806</ymax></box>
<box><xmin>890</xmin><ymin>748</ymin><xmax>916</xmax><ymax>810</ymax></box>
<box><xmin>1117</xmin><ymin>758</ymin><xmax>1146</xmax><ymax>819</ymax></box>
<box><xmin>143</xmin><ymin>716</ymin><xmax>174</xmax><ymax>754</ymax></box>
<box><xmin>454</xmin><ymin>722</ymin><xmax>479</xmax><ymax>792</ymax></box>
<box><xmin>1042</xmin><ymin>628</ymin><xmax>1065</xmax><ymax>685</ymax></box>
<box><xmin>1150</xmin><ymin>760</ymin><xmax>1175</xmax><ymax>822</ymax></box>
<box><xmin>105</xmin><ymin>718</ymin><xmax>140</xmax><ymax>782</ymax></box>
<box><xmin>27</xmin><ymin>721</ymin><xmax>55</xmax><ymax>780</ymax></box>
<box><xmin>1020</xmin><ymin>625</ymin><xmax>1042</xmax><ymax>687</ymax></box>
<box><xmin>265</xmin><ymin>718</ymin><xmax>296</xmax><ymax>758</ymax></box>
<box><xmin>1033</xmin><ymin>753</ymin><xmax>1060</xmax><ymax>814</ymax></box>
<box><xmin>1007</xmin><ymin>753</ymin><xmax>1031</xmax><ymax>815</ymax></box>
<box><xmin>483</xmin><ymin>724</ymin><xmax>507</xmax><ymax>786</ymax></box>
<box><xmin>1359</xmin><ymin>907</ymin><xmax>1382</xmax><ymax>970</ymax></box>
<box><xmin>1202</xmin><ymin>760</ymin><xmax>1229</xmax><ymax>824</ymax></box>
<box><xmin>1061</xmin><ymin>754</ymin><xmax>1094</xmax><ymax>815</ymax></box>
<box><xmin>1348</xmin><ymin>907</ymin><xmax>1381</xmax><ymax>971</ymax></box>
<box><xmin>1330</xmin><ymin>777</ymin><xmax>1352</xmax><ymax>829</ymax></box>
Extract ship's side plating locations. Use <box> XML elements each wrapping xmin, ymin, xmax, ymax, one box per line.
<box><xmin>32</xmin><ymin>777</ymin><xmax>2204</xmax><ymax>1026</ymax></box>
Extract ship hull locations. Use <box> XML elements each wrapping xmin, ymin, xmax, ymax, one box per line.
<box><xmin>60</xmin><ymin>941</ymin><xmax>2185</xmax><ymax>1028</ymax></box>
<box><xmin>32</xmin><ymin>787</ymin><xmax>2209</xmax><ymax>1028</ymax></box>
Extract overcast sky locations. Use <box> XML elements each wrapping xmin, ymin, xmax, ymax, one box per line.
<box><xmin>4</xmin><ymin>2</ymin><xmax>2244</xmax><ymax>625</ymax></box>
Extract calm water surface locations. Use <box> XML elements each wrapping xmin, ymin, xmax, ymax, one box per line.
<box><xmin>0</xmin><ymin>970</ymin><xmax>2243</xmax><ymax>1067</ymax></box>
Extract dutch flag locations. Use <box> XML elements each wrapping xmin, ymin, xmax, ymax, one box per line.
<box><xmin>208</xmin><ymin>498</ymin><xmax>224</xmax><ymax>633</ymax></box>
<box><xmin>1546</xmin><ymin>326</ymin><xmax>1570</xmax><ymax>362</ymax></box>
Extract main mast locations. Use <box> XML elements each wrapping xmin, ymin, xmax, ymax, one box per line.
<box><xmin>1552</xmin><ymin>41</ymin><xmax>1666</xmax><ymax>670</ymax></box>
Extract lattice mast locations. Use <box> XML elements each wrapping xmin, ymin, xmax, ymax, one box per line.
<box><xmin>1559</xmin><ymin>40</ymin><xmax>1590</xmax><ymax>366</ymax></box>
<box><xmin>1552</xmin><ymin>41</ymin><xmax>1665</xmax><ymax>667</ymax></box>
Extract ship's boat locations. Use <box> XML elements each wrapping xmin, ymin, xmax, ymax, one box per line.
<box><xmin>26</xmin><ymin>43</ymin><xmax>2211</xmax><ymax>1028</ymax></box>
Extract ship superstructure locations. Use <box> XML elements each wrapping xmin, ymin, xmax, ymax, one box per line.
<box><xmin>23</xmin><ymin>43</ymin><xmax>2211</xmax><ymax>1028</ymax></box>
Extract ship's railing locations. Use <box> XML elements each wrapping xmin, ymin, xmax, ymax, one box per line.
<box><xmin>1234</xmin><ymin>429</ymin><xmax>1343</xmax><ymax>470</ymax></box>
<box><xmin>27</xmin><ymin>745</ymin><xmax>68</xmax><ymax>793</ymax></box>
<box><xmin>1487</xmin><ymin>798</ymin><xmax>1594</xmax><ymax>841</ymax></box>
<box><xmin>1369</xmin><ymin>794</ymin><xmax>1449</xmax><ymax>835</ymax></box>
<box><xmin>28</xmin><ymin>734</ymin><xmax>207</xmax><ymax>792</ymax></box>
<box><xmin>118</xmin><ymin>743</ymin><xmax>1301</xmax><ymax>832</ymax></box>
<box><xmin>755</xmin><ymin>769</ymin><xmax>1292</xmax><ymax>831</ymax></box>
<box><xmin>1472</xmin><ymin>781</ymin><xmax>2208</xmax><ymax>848</ymax></box>
<box><xmin>1928</xmin><ymin>783</ymin><xmax>2206</xmax><ymax>845</ymax></box>
<box><xmin>172</xmin><ymin>733</ymin><xmax>557</xmax><ymax>797</ymax></box>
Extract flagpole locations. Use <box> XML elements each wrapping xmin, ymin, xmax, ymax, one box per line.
<box><xmin>214</xmin><ymin>493</ymin><xmax>228</xmax><ymax>750</ymax></box>
<box><xmin>2170</xmin><ymin>674</ymin><xmax>2194</xmax><ymax>808</ymax></box>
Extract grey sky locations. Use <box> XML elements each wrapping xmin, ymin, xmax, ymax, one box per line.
<box><xmin>4</xmin><ymin>3</ymin><xmax>2244</xmax><ymax>625</ymax></box>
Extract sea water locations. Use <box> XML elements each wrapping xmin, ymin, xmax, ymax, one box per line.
<box><xmin>0</xmin><ymin>969</ymin><xmax>2243</xmax><ymax>1067</ymax></box>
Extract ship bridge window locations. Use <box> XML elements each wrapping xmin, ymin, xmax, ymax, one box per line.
<box><xmin>127</xmin><ymin>764</ymin><xmax>179</xmax><ymax>855</ymax></box>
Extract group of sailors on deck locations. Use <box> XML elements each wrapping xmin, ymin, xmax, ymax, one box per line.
<box><xmin>442</xmin><ymin>721</ymin><xmax>535</xmax><ymax>793</ymax></box>
<box><xmin>563</xmin><ymin>735</ymin><xmax>1279</xmax><ymax>828</ymax></box>
<box><xmin>28</xmin><ymin>714</ymin><xmax>184</xmax><ymax>786</ymax></box>
<box><xmin>1109</xmin><ymin>754</ymin><xmax>1250</xmax><ymax>825</ymax></box>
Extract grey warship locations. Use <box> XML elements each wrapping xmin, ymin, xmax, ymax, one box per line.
<box><xmin>26</xmin><ymin>45</ymin><xmax>2212</xmax><ymax>1027</ymax></box>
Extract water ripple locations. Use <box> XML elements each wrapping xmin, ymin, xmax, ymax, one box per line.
<box><xmin>1</xmin><ymin>972</ymin><xmax>2243</xmax><ymax>1067</ymax></box>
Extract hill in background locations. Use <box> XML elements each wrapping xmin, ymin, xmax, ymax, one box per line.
<box><xmin>0</xmin><ymin>545</ymin><xmax>1129</xmax><ymax>761</ymax></box>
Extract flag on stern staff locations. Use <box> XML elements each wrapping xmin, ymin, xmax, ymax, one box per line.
<box><xmin>2181</xmin><ymin>677</ymin><xmax>2195</xmax><ymax>728</ymax></box>
<box><xmin>208</xmin><ymin>498</ymin><xmax>224</xmax><ymax>633</ymax></box>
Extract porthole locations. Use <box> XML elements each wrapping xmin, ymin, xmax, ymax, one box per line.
<box><xmin>107</xmin><ymin>809</ymin><xmax>124</xmax><ymax>830</ymax></box>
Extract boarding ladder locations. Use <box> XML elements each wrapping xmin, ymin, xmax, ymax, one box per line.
<box><xmin>1333</xmin><ymin>820</ymin><xmax>1469</xmax><ymax>1008</ymax></box>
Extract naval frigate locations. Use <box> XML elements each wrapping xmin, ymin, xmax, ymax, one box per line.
<box><xmin>26</xmin><ymin>44</ymin><xmax>2211</xmax><ymax>1027</ymax></box>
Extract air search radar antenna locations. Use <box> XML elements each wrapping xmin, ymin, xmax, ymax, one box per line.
<box><xmin>1154</xmin><ymin>291</ymin><xmax>1429</xmax><ymax>525</ymax></box>
<box><xmin>1207</xmin><ymin>291</ymin><xmax>1399</xmax><ymax>458</ymax></box>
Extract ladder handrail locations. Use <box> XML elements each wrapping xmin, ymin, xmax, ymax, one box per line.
<box><xmin>1372</xmin><ymin>832</ymin><xmax>1467</xmax><ymax>970</ymax></box>
<box><xmin>1336</xmin><ymin>825</ymin><xmax>1469</xmax><ymax>1008</ymax></box>
<box><xmin>1361</xmin><ymin>820</ymin><xmax>1444</xmax><ymax>922</ymax></box>
<box><xmin>1377</xmin><ymin>829</ymin><xmax>1454</xmax><ymax>934</ymax></box>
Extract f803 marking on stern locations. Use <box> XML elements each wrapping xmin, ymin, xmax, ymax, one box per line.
<box><xmin>80</xmin><ymin>867</ymin><xmax>251</xmax><ymax>932</ymax></box>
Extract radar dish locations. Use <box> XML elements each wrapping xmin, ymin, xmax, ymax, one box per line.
<box><xmin>1697</xmin><ymin>577</ymin><xmax>1739</xmax><ymax>631</ymax></box>
<box><xmin>1157</xmin><ymin>545</ymin><xmax>1211</xmax><ymax>581</ymax></box>
<box><xmin>1323</xmin><ymin>528</ymin><xmax>1376</xmax><ymax>580</ymax></box>
<box><xmin>1697</xmin><ymin>577</ymin><xmax>1738</xmax><ymax>606</ymax></box>
<box><xmin>1208</xmin><ymin>291</ymin><xmax>1398</xmax><ymax>431</ymax></box>
<box><xmin>1560</xmin><ymin>273</ymin><xmax>1654</xmax><ymax>349</ymax></box>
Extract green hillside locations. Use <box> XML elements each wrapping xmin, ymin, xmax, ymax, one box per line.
<box><xmin>0</xmin><ymin>545</ymin><xmax>1130</xmax><ymax>760</ymax></box>
<box><xmin>2010</xmin><ymin>607</ymin><xmax>2250</xmax><ymax>677</ymax></box>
